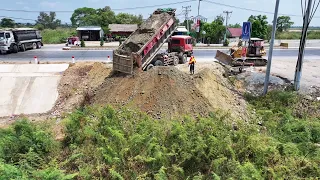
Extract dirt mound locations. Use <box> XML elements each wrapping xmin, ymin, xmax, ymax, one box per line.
<box><xmin>91</xmin><ymin>67</ymin><xmax>212</xmax><ymax>119</ymax></box>
<box><xmin>118</xmin><ymin>13</ymin><xmax>172</xmax><ymax>55</ymax></box>
<box><xmin>53</xmin><ymin>62</ymin><xmax>112</xmax><ymax>114</ymax></box>
<box><xmin>194</xmin><ymin>69</ymin><xmax>248</xmax><ymax>120</ymax></box>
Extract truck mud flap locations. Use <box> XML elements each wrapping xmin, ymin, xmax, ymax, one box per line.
<box><xmin>113</xmin><ymin>51</ymin><xmax>133</xmax><ymax>74</ymax></box>
<box><xmin>215</xmin><ymin>50</ymin><xmax>234</xmax><ymax>65</ymax></box>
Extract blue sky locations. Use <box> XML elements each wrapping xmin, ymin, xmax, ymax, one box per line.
<box><xmin>2</xmin><ymin>0</ymin><xmax>320</xmax><ymax>26</ymax></box>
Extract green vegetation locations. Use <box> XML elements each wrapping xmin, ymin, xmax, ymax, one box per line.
<box><xmin>81</xmin><ymin>39</ymin><xmax>85</xmax><ymax>47</ymax></box>
<box><xmin>276</xmin><ymin>31</ymin><xmax>320</xmax><ymax>39</ymax></box>
<box><xmin>41</xmin><ymin>28</ymin><xmax>76</xmax><ymax>44</ymax></box>
<box><xmin>0</xmin><ymin>91</ymin><xmax>319</xmax><ymax>179</ymax></box>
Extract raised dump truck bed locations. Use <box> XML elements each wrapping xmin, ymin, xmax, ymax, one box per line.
<box><xmin>113</xmin><ymin>9</ymin><xmax>177</xmax><ymax>74</ymax></box>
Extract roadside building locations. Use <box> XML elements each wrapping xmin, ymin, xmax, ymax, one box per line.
<box><xmin>227</xmin><ymin>28</ymin><xmax>242</xmax><ymax>42</ymax></box>
<box><xmin>109</xmin><ymin>24</ymin><xmax>138</xmax><ymax>38</ymax></box>
<box><xmin>76</xmin><ymin>26</ymin><xmax>104</xmax><ymax>41</ymax></box>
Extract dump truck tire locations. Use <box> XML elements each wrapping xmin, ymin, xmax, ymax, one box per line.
<box><xmin>173</xmin><ymin>56</ymin><xmax>179</xmax><ymax>66</ymax></box>
<box><xmin>146</xmin><ymin>64</ymin><xmax>154</xmax><ymax>71</ymax></box>
<box><xmin>20</xmin><ymin>44</ymin><xmax>26</xmax><ymax>52</ymax></box>
<box><xmin>179</xmin><ymin>54</ymin><xmax>187</xmax><ymax>64</ymax></box>
<box><xmin>154</xmin><ymin>60</ymin><xmax>164</xmax><ymax>66</ymax></box>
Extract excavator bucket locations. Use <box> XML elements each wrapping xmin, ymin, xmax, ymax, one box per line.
<box><xmin>215</xmin><ymin>50</ymin><xmax>234</xmax><ymax>65</ymax></box>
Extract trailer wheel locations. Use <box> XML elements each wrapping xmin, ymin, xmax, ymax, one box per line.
<box><xmin>36</xmin><ymin>42</ymin><xmax>42</xmax><ymax>49</ymax></box>
<box><xmin>173</xmin><ymin>56</ymin><xmax>179</xmax><ymax>66</ymax></box>
<box><xmin>12</xmin><ymin>45</ymin><xmax>19</xmax><ymax>53</ymax></box>
<box><xmin>20</xmin><ymin>44</ymin><xmax>26</xmax><ymax>52</ymax></box>
<box><xmin>154</xmin><ymin>60</ymin><xmax>164</xmax><ymax>66</ymax></box>
<box><xmin>32</xmin><ymin>43</ymin><xmax>37</xmax><ymax>49</ymax></box>
<box><xmin>146</xmin><ymin>64</ymin><xmax>154</xmax><ymax>71</ymax></box>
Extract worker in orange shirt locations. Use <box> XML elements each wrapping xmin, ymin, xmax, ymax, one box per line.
<box><xmin>188</xmin><ymin>55</ymin><xmax>196</xmax><ymax>75</ymax></box>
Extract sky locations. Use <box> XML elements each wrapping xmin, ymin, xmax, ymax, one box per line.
<box><xmin>1</xmin><ymin>0</ymin><xmax>320</xmax><ymax>26</ymax></box>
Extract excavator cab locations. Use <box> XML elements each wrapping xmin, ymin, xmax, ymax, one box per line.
<box><xmin>247</xmin><ymin>38</ymin><xmax>266</xmax><ymax>57</ymax></box>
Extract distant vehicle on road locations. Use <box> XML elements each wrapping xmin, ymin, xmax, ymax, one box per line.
<box><xmin>66</xmin><ymin>36</ymin><xmax>80</xmax><ymax>46</ymax></box>
<box><xmin>0</xmin><ymin>28</ymin><xmax>43</xmax><ymax>54</ymax></box>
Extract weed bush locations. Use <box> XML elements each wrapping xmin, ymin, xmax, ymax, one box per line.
<box><xmin>276</xmin><ymin>31</ymin><xmax>320</xmax><ymax>39</ymax></box>
<box><xmin>1</xmin><ymin>91</ymin><xmax>320</xmax><ymax>179</ymax></box>
<box><xmin>41</xmin><ymin>28</ymin><xmax>76</xmax><ymax>44</ymax></box>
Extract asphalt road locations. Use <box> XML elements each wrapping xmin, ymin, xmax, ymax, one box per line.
<box><xmin>0</xmin><ymin>45</ymin><xmax>320</xmax><ymax>62</ymax></box>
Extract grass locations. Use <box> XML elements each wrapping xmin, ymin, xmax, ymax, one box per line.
<box><xmin>276</xmin><ymin>31</ymin><xmax>320</xmax><ymax>39</ymax></box>
<box><xmin>0</xmin><ymin>91</ymin><xmax>319</xmax><ymax>179</ymax></box>
<box><xmin>41</xmin><ymin>28</ymin><xmax>76</xmax><ymax>44</ymax></box>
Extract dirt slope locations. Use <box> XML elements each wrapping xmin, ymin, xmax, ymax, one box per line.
<box><xmin>92</xmin><ymin>67</ymin><xmax>212</xmax><ymax>119</ymax></box>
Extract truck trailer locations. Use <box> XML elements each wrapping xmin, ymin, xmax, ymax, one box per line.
<box><xmin>113</xmin><ymin>8</ymin><xmax>193</xmax><ymax>74</ymax></box>
<box><xmin>0</xmin><ymin>28</ymin><xmax>43</xmax><ymax>54</ymax></box>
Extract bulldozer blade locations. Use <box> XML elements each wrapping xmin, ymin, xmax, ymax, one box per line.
<box><xmin>215</xmin><ymin>50</ymin><xmax>234</xmax><ymax>65</ymax></box>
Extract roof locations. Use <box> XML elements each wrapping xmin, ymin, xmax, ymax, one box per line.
<box><xmin>109</xmin><ymin>24</ymin><xmax>138</xmax><ymax>32</ymax></box>
<box><xmin>228</xmin><ymin>28</ymin><xmax>242</xmax><ymax>37</ymax></box>
<box><xmin>0</xmin><ymin>28</ymin><xmax>36</xmax><ymax>31</ymax></box>
<box><xmin>76</xmin><ymin>26</ymin><xmax>102</xmax><ymax>31</ymax></box>
<box><xmin>176</xmin><ymin>26</ymin><xmax>188</xmax><ymax>33</ymax></box>
<box><xmin>171</xmin><ymin>35</ymin><xmax>192</xmax><ymax>39</ymax></box>
<box><xmin>250</xmin><ymin>37</ymin><xmax>264</xmax><ymax>41</ymax></box>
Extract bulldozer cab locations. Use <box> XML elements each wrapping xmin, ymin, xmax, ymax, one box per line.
<box><xmin>247</xmin><ymin>38</ymin><xmax>266</xmax><ymax>57</ymax></box>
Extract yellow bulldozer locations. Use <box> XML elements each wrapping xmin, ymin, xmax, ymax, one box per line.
<box><xmin>215</xmin><ymin>38</ymin><xmax>268</xmax><ymax>68</ymax></box>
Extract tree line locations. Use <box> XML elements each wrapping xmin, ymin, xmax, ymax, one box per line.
<box><xmin>0</xmin><ymin>6</ymin><xmax>294</xmax><ymax>42</ymax></box>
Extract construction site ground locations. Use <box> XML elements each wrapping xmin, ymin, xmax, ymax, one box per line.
<box><xmin>0</xmin><ymin>61</ymin><xmax>319</xmax><ymax>133</ymax></box>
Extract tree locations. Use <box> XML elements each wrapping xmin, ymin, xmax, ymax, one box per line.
<box><xmin>36</xmin><ymin>12</ymin><xmax>61</xmax><ymax>29</ymax></box>
<box><xmin>70</xmin><ymin>7</ymin><xmax>98</xmax><ymax>26</ymax></box>
<box><xmin>115</xmin><ymin>13</ymin><xmax>143</xmax><ymax>25</ymax></box>
<box><xmin>0</xmin><ymin>18</ymin><xmax>15</xmax><ymax>28</ymax></box>
<box><xmin>248</xmin><ymin>15</ymin><xmax>268</xmax><ymax>39</ymax></box>
<box><xmin>202</xmin><ymin>16</ymin><xmax>225</xmax><ymax>44</ymax></box>
<box><xmin>229</xmin><ymin>23</ymin><xmax>241</xmax><ymax>28</ymax></box>
<box><xmin>277</xmin><ymin>16</ymin><xmax>294</xmax><ymax>32</ymax></box>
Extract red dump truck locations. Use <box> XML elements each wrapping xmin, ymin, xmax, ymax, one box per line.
<box><xmin>113</xmin><ymin>8</ymin><xmax>193</xmax><ymax>74</ymax></box>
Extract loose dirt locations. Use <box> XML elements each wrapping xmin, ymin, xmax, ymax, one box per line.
<box><xmin>91</xmin><ymin>67</ymin><xmax>212</xmax><ymax>119</ymax></box>
<box><xmin>117</xmin><ymin>12</ymin><xmax>172</xmax><ymax>55</ymax></box>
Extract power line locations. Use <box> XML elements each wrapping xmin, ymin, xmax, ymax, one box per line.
<box><xmin>0</xmin><ymin>0</ymin><xmax>196</xmax><ymax>13</ymax></box>
<box><xmin>203</xmin><ymin>0</ymin><xmax>320</xmax><ymax>18</ymax></box>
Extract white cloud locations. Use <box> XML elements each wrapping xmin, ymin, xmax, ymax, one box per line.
<box><xmin>40</xmin><ymin>1</ymin><xmax>59</xmax><ymax>8</ymax></box>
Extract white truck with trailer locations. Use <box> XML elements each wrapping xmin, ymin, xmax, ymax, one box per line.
<box><xmin>0</xmin><ymin>28</ymin><xmax>43</xmax><ymax>54</ymax></box>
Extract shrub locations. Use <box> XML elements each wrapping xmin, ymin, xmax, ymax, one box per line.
<box><xmin>40</xmin><ymin>28</ymin><xmax>76</xmax><ymax>44</ymax></box>
<box><xmin>100</xmin><ymin>38</ymin><xmax>104</xmax><ymax>47</ymax></box>
<box><xmin>223</xmin><ymin>39</ymin><xmax>230</xmax><ymax>46</ymax></box>
<box><xmin>81</xmin><ymin>39</ymin><xmax>85</xmax><ymax>47</ymax></box>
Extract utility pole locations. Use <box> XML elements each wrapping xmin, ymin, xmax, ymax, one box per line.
<box><xmin>223</xmin><ymin>11</ymin><xmax>232</xmax><ymax>41</ymax></box>
<box><xmin>293</xmin><ymin>0</ymin><xmax>313</xmax><ymax>91</ymax></box>
<box><xmin>263</xmin><ymin>0</ymin><xmax>280</xmax><ymax>95</ymax></box>
<box><xmin>197</xmin><ymin>0</ymin><xmax>202</xmax><ymax>41</ymax></box>
<box><xmin>182</xmin><ymin>6</ymin><xmax>192</xmax><ymax>31</ymax></box>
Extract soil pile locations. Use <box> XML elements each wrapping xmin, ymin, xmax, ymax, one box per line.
<box><xmin>91</xmin><ymin>67</ymin><xmax>212</xmax><ymax>119</ymax></box>
<box><xmin>53</xmin><ymin>62</ymin><xmax>112</xmax><ymax>114</ymax></box>
<box><xmin>117</xmin><ymin>13</ymin><xmax>172</xmax><ymax>55</ymax></box>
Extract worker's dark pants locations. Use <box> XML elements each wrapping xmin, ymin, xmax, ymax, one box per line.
<box><xmin>190</xmin><ymin>64</ymin><xmax>195</xmax><ymax>74</ymax></box>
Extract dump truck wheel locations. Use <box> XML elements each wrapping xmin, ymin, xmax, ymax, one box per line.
<box><xmin>37</xmin><ymin>42</ymin><xmax>42</xmax><ymax>49</ymax></box>
<box><xmin>32</xmin><ymin>43</ymin><xmax>37</xmax><ymax>49</ymax></box>
<box><xmin>182</xmin><ymin>54</ymin><xmax>187</xmax><ymax>64</ymax></box>
<box><xmin>146</xmin><ymin>64</ymin><xmax>154</xmax><ymax>71</ymax></box>
<box><xmin>20</xmin><ymin>44</ymin><xmax>26</xmax><ymax>52</ymax></box>
<box><xmin>12</xmin><ymin>45</ymin><xmax>19</xmax><ymax>53</ymax></box>
<box><xmin>173</xmin><ymin>56</ymin><xmax>179</xmax><ymax>66</ymax></box>
<box><xmin>154</xmin><ymin>60</ymin><xmax>164</xmax><ymax>66</ymax></box>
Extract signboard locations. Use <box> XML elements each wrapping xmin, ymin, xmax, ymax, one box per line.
<box><xmin>242</xmin><ymin>22</ymin><xmax>251</xmax><ymax>41</ymax></box>
<box><xmin>196</xmin><ymin>20</ymin><xmax>200</xmax><ymax>32</ymax></box>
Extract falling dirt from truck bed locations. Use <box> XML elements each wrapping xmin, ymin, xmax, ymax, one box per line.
<box><xmin>117</xmin><ymin>12</ymin><xmax>172</xmax><ymax>56</ymax></box>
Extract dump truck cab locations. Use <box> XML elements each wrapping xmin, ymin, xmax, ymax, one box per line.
<box><xmin>168</xmin><ymin>35</ymin><xmax>193</xmax><ymax>56</ymax></box>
